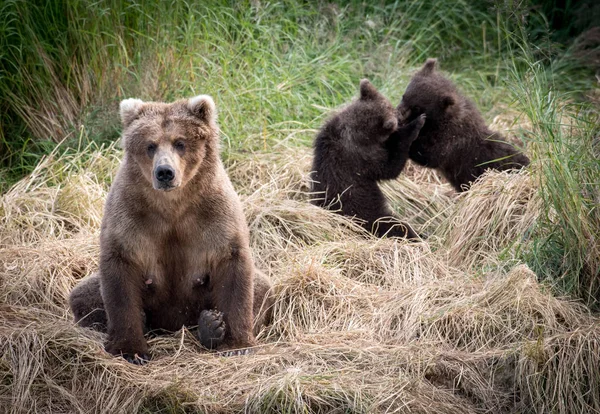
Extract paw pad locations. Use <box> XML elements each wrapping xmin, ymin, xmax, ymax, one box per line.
<box><xmin>198</xmin><ymin>309</ymin><xmax>226</xmax><ymax>349</ymax></box>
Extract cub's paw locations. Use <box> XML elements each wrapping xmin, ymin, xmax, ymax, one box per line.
<box><xmin>218</xmin><ymin>348</ymin><xmax>253</xmax><ymax>357</ymax></box>
<box><xmin>198</xmin><ymin>309</ymin><xmax>226</xmax><ymax>350</ymax></box>
<box><xmin>413</xmin><ymin>113</ymin><xmax>426</xmax><ymax>128</ymax></box>
<box><xmin>123</xmin><ymin>353</ymin><xmax>150</xmax><ymax>365</ymax></box>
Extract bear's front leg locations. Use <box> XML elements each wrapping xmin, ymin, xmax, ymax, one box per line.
<box><xmin>100</xmin><ymin>251</ymin><xmax>149</xmax><ymax>364</ymax></box>
<box><xmin>210</xmin><ymin>244</ymin><xmax>255</xmax><ymax>350</ymax></box>
<box><xmin>381</xmin><ymin>114</ymin><xmax>427</xmax><ymax>179</ymax></box>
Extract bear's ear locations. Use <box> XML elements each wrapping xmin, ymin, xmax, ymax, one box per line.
<box><xmin>441</xmin><ymin>95</ymin><xmax>455</xmax><ymax>109</ymax></box>
<box><xmin>187</xmin><ymin>94</ymin><xmax>216</xmax><ymax>123</ymax></box>
<box><xmin>359</xmin><ymin>79</ymin><xmax>380</xmax><ymax>101</ymax></box>
<box><xmin>120</xmin><ymin>98</ymin><xmax>145</xmax><ymax>128</ymax></box>
<box><xmin>421</xmin><ymin>58</ymin><xmax>438</xmax><ymax>75</ymax></box>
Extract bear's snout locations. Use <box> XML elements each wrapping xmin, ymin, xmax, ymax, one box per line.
<box><xmin>153</xmin><ymin>163</ymin><xmax>180</xmax><ymax>191</ymax></box>
<box><xmin>156</xmin><ymin>165</ymin><xmax>175</xmax><ymax>183</ymax></box>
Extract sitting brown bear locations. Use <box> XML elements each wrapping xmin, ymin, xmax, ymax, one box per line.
<box><xmin>310</xmin><ymin>79</ymin><xmax>426</xmax><ymax>240</ymax></box>
<box><xmin>69</xmin><ymin>95</ymin><xmax>273</xmax><ymax>363</ymax></box>
<box><xmin>398</xmin><ymin>59</ymin><xmax>530</xmax><ymax>192</ymax></box>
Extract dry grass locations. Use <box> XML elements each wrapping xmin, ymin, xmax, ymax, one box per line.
<box><xmin>1</xmin><ymin>145</ymin><xmax>599</xmax><ymax>414</ymax></box>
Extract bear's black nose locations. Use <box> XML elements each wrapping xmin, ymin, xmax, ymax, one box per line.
<box><xmin>155</xmin><ymin>165</ymin><xmax>175</xmax><ymax>183</ymax></box>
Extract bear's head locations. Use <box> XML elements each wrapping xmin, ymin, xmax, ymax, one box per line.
<box><xmin>397</xmin><ymin>58</ymin><xmax>461</xmax><ymax>125</ymax></box>
<box><xmin>338</xmin><ymin>79</ymin><xmax>398</xmax><ymax>146</ymax></box>
<box><xmin>119</xmin><ymin>95</ymin><xmax>218</xmax><ymax>192</ymax></box>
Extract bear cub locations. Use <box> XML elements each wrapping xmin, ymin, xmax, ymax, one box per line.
<box><xmin>310</xmin><ymin>79</ymin><xmax>426</xmax><ymax>240</ymax></box>
<box><xmin>398</xmin><ymin>58</ymin><xmax>530</xmax><ymax>192</ymax></box>
<box><xmin>69</xmin><ymin>94</ymin><xmax>273</xmax><ymax>363</ymax></box>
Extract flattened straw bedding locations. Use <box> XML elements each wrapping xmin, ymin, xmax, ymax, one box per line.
<box><xmin>1</xmin><ymin>147</ymin><xmax>598</xmax><ymax>413</ymax></box>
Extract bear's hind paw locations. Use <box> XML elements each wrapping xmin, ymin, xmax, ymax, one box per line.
<box><xmin>198</xmin><ymin>309</ymin><xmax>226</xmax><ymax>350</ymax></box>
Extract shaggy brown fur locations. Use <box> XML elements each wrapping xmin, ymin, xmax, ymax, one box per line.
<box><xmin>310</xmin><ymin>79</ymin><xmax>425</xmax><ymax>240</ymax></box>
<box><xmin>398</xmin><ymin>59</ymin><xmax>530</xmax><ymax>192</ymax></box>
<box><xmin>69</xmin><ymin>95</ymin><xmax>273</xmax><ymax>363</ymax></box>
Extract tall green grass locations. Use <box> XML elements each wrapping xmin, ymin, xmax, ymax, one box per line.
<box><xmin>510</xmin><ymin>56</ymin><xmax>600</xmax><ymax>306</ymax></box>
<box><xmin>1</xmin><ymin>0</ymin><xmax>526</xmax><ymax>186</ymax></box>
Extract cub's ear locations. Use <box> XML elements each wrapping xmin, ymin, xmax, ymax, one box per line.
<box><xmin>441</xmin><ymin>95</ymin><xmax>455</xmax><ymax>109</ymax></box>
<box><xmin>421</xmin><ymin>58</ymin><xmax>438</xmax><ymax>75</ymax></box>
<box><xmin>119</xmin><ymin>98</ymin><xmax>145</xmax><ymax>128</ymax></box>
<box><xmin>188</xmin><ymin>94</ymin><xmax>216</xmax><ymax>123</ymax></box>
<box><xmin>359</xmin><ymin>79</ymin><xmax>380</xmax><ymax>101</ymax></box>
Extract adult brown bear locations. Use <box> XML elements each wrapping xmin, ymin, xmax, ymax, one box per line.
<box><xmin>398</xmin><ymin>59</ymin><xmax>530</xmax><ymax>192</ymax></box>
<box><xmin>69</xmin><ymin>95</ymin><xmax>273</xmax><ymax>363</ymax></box>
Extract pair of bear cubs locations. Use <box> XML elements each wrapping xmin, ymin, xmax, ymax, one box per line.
<box><xmin>311</xmin><ymin>58</ymin><xmax>530</xmax><ymax>240</ymax></box>
<box><xmin>69</xmin><ymin>59</ymin><xmax>529</xmax><ymax>364</ymax></box>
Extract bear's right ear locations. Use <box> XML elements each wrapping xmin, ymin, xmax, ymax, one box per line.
<box><xmin>120</xmin><ymin>98</ymin><xmax>145</xmax><ymax>128</ymax></box>
<box><xmin>421</xmin><ymin>58</ymin><xmax>437</xmax><ymax>75</ymax></box>
<box><xmin>359</xmin><ymin>79</ymin><xmax>381</xmax><ymax>101</ymax></box>
<box><xmin>187</xmin><ymin>94</ymin><xmax>217</xmax><ymax>123</ymax></box>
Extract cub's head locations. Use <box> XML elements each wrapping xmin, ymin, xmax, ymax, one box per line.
<box><xmin>119</xmin><ymin>95</ymin><xmax>218</xmax><ymax>192</ymax></box>
<box><xmin>397</xmin><ymin>58</ymin><xmax>461</xmax><ymax>125</ymax></box>
<box><xmin>339</xmin><ymin>79</ymin><xmax>398</xmax><ymax>145</ymax></box>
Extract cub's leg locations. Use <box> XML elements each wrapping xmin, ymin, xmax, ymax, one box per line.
<box><xmin>381</xmin><ymin>114</ymin><xmax>426</xmax><ymax>179</ymax></box>
<box><xmin>69</xmin><ymin>272</ymin><xmax>107</xmax><ymax>331</ymax></box>
<box><xmin>100</xmin><ymin>251</ymin><xmax>149</xmax><ymax>364</ymax></box>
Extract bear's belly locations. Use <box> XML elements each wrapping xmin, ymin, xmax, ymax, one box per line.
<box><xmin>141</xmin><ymin>274</ymin><xmax>212</xmax><ymax>332</ymax></box>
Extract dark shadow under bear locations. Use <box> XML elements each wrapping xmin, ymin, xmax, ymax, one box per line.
<box><xmin>398</xmin><ymin>59</ymin><xmax>530</xmax><ymax>192</ymax></box>
<box><xmin>310</xmin><ymin>79</ymin><xmax>426</xmax><ymax>240</ymax></box>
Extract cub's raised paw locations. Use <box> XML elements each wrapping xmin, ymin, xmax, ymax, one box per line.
<box><xmin>412</xmin><ymin>113</ymin><xmax>426</xmax><ymax>129</ymax></box>
<box><xmin>218</xmin><ymin>348</ymin><xmax>253</xmax><ymax>357</ymax></box>
<box><xmin>123</xmin><ymin>353</ymin><xmax>150</xmax><ymax>365</ymax></box>
<box><xmin>198</xmin><ymin>309</ymin><xmax>226</xmax><ymax>350</ymax></box>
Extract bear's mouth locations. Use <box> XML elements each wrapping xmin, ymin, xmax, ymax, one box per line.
<box><xmin>154</xmin><ymin>182</ymin><xmax>179</xmax><ymax>192</ymax></box>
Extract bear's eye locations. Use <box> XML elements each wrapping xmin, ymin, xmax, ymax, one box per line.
<box><xmin>174</xmin><ymin>140</ymin><xmax>185</xmax><ymax>152</ymax></box>
<box><xmin>147</xmin><ymin>143</ymin><xmax>157</xmax><ymax>157</ymax></box>
<box><xmin>413</xmin><ymin>106</ymin><xmax>422</xmax><ymax>114</ymax></box>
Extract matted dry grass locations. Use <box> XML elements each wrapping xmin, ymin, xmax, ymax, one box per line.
<box><xmin>1</xmin><ymin>145</ymin><xmax>599</xmax><ymax>413</ymax></box>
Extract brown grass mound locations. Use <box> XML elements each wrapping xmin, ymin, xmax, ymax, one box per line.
<box><xmin>1</xmin><ymin>146</ymin><xmax>599</xmax><ymax>413</ymax></box>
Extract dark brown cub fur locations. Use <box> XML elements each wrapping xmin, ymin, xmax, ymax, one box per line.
<box><xmin>398</xmin><ymin>58</ymin><xmax>530</xmax><ymax>192</ymax></box>
<box><xmin>310</xmin><ymin>79</ymin><xmax>425</xmax><ymax>240</ymax></box>
<box><xmin>69</xmin><ymin>95</ymin><xmax>274</xmax><ymax>362</ymax></box>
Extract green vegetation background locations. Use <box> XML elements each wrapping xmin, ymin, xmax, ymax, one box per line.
<box><xmin>1</xmin><ymin>0</ymin><xmax>598</xmax><ymax>302</ymax></box>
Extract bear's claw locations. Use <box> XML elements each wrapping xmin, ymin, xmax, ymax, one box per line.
<box><xmin>198</xmin><ymin>309</ymin><xmax>226</xmax><ymax>349</ymax></box>
<box><xmin>123</xmin><ymin>353</ymin><xmax>150</xmax><ymax>365</ymax></box>
<box><xmin>218</xmin><ymin>348</ymin><xmax>253</xmax><ymax>357</ymax></box>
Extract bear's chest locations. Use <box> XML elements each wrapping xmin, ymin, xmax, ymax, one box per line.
<box><xmin>138</xmin><ymin>235</ymin><xmax>215</xmax><ymax>329</ymax></box>
<box><xmin>136</xmin><ymin>215</ymin><xmax>229</xmax><ymax>297</ymax></box>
